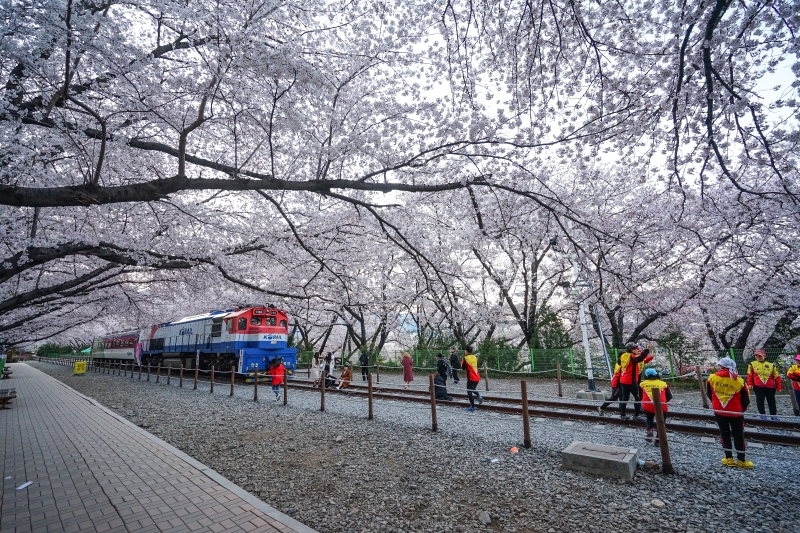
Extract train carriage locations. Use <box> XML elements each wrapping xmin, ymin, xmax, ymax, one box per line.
<box><xmin>91</xmin><ymin>330</ymin><xmax>138</xmax><ymax>362</ymax></box>
<box><xmin>91</xmin><ymin>305</ymin><xmax>296</xmax><ymax>375</ymax></box>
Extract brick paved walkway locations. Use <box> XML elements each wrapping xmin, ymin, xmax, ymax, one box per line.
<box><xmin>0</xmin><ymin>363</ymin><xmax>317</xmax><ymax>533</ymax></box>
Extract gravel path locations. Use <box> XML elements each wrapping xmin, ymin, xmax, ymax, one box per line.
<box><xmin>30</xmin><ymin>361</ymin><xmax>799</xmax><ymax>533</ymax></box>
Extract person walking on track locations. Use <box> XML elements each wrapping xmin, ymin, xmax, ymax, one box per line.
<box><xmin>359</xmin><ymin>350</ymin><xmax>370</xmax><ymax>381</ymax></box>
<box><xmin>449</xmin><ymin>347</ymin><xmax>460</xmax><ymax>385</ymax></box>
<box><xmin>746</xmin><ymin>348</ymin><xmax>782</xmax><ymax>420</ymax></box>
<box><xmin>462</xmin><ymin>346</ymin><xmax>483</xmax><ymax>412</ymax></box>
<box><xmin>640</xmin><ymin>368</ymin><xmax>672</xmax><ymax>445</ymax></box>
<box><xmin>598</xmin><ymin>361</ymin><xmax>622</xmax><ymax>416</ymax></box>
<box><xmin>707</xmin><ymin>357</ymin><xmax>753</xmax><ymax>468</ymax></box>
<box><xmin>617</xmin><ymin>344</ymin><xmax>653</xmax><ymax>420</ymax></box>
<box><xmin>401</xmin><ymin>352</ymin><xmax>414</xmax><ymax>389</ymax></box>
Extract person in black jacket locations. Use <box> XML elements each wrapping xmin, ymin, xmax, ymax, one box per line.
<box><xmin>436</xmin><ymin>353</ymin><xmax>449</xmax><ymax>382</ymax></box>
<box><xmin>359</xmin><ymin>350</ymin><xmax>369</xmax><ymax>381</ymax></box>
<box><xmin>449</xmin><ymin>347</ymin><xmax>460</xmax><ymax>385</ymax></box>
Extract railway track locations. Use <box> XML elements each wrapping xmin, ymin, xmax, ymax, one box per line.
<box><xmin>93</xmin><ymin>362</ymin><xmax>800</xmax><ymax>447</ymax></box>
<box><xmin>286</xmin><ymin>378</ymin><xmax>800</xmax><ymax>447</ymax></box>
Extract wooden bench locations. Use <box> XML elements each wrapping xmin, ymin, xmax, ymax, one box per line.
<box><xmin>1</xmin><ymin>367</ymin><xmax>12</xmax><ymax>379</ymax></box>
<box><xmin>0</xmin><ymin>388</ymin><xmax>17</xmax><ymax>409</ymax></box>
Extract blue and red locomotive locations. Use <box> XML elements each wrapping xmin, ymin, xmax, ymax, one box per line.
<box><xmin>91</xmin><ymin>305</ymin><xmax>296</xmax><ymax>374</ymax></box>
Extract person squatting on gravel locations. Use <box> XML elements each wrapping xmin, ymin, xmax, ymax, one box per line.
<box><xmin>598</xmin><ymin>361</ymin><xmax>622</xmax><ymax>415</ymax></box>
<box><xmin>433</xmin><ymin>374</ymin><xmax>453</xmax><ymax>401</ymax></box>
<box><xmin>707</xmin><ymin>357</ymin><xmax>753</xmax><ymax>468</ymax></box>
<box><xmin>746</xmin><ymin>348</ymin><xmax>782</xmax><ymax>420</ymax></box>
<box><xmin>268</xmin><ymin>358</ymin><xmax>284</xmax><ymax>401</ymax></box>
<box><xmin>336</xmin><ymin>364</ymin><xmax>352</xmax><ymax>389</ymax></box>
<box><xmin>640</xmin><ymin>368</ymin><xmax>672</xmax><ymax>445</ymax></box>
<box><xmin>462</xmin><ymin>346</ymin><xmax>483</xmax><ymax>412</ymax></box>
<box><xmin>360</xmin><ymin>350</ymin><xmax>370</xmax><ymax>381</ymax></box>
<box><xmin>449</xmin><ymin>348</ymin><xmax>460</xmax><ymax>385</ymax></box>
<box><xmin>617</xmin><ymin>344</ymin><xmax>653</xmax><ymax>420</ymax></box>
<box><xmin>787</xmin><ymin>350</ymin><xmax>800</xmax><ymax>416</ymax></box>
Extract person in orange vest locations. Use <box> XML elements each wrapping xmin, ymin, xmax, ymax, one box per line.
<box><xmin>268</xmin><ymin>358</ymin><xmax>284</xmax><ymax>401</ymax></box>
<box><xmin>787</xmin><ymin>351</ymin><xmax>800</xmax><ymax>417</ymax></box>
<box><xmin>640</xmin><ymin>368</ymin><xmax>672</xmax><ymax>445</ymax></box>
<box><xmin>746</xmin><ymin>348</ymin><xmax>782</xmax><ymax>421</ymax></box>
<box><xmin>707</xmin><ymin>357</ymin><xmax>753</xmax><ymax>468</ymax></box>
<box><xmin>461</xmin><ymin>346</ymin><xmax>483</xmax><ymax>412</ymax></box>
<box><xmin>617</xmin><ymin>344</ymin><xmax>653</xmax><ymax>420</ymax></box>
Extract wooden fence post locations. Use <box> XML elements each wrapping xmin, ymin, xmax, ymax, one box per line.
<box><xmin>368</xmin><ymin>373</ymin><xmax>374</xmax><ymax>420</ymax></box>
<box><xmin>179</xmin><ymin>364</ymin><xmax>184</xmax><ymax>388</ymax></box>
<box><xmin>557</xmin><ymin>362</ymin><xmax>563</xmax><ymax>398</ymax></box>
<box><xmin>156</xmin><ymin>365</ymin><xmax>161</xmax><ymax>383</ymax></box>
<box><xmin>167</xmin><ymin>365</ymin><xmax>171</xmax><ymax>385</ymax></box>
<box><xmin>484</xmin><ymin>361</ymin><xmax>490</xmax><ymax>391</ymax></box>
<box><xmin>253</xmin><ymin>368</ymin><xmax>258</xmax><ymax>401</ymax></box>
<box><xmin>320</xmin><ymin>371</ymin><xmax>326</xmax><ymax>412</ymax></box>
<box><xmin>230</xmin><ymin>368</ymin><xmax>235</xmax><ymax>397</ymax></box>
<box><xmin>138</xmin><ymin>364</ymin><xmax>142</xmax><ymax>380</ymax></box>
<box><xmin>652</xmin><ymin>387</ymin><xmax>674</xmax><ymax>475</ymax></box>
<box><xmin>210</xmin><ymin>366</ymin><xmax>215</xmax><ymax>393</ymax></box>
<box><xmin>429</xmin><ymin>375</ymin><xmax>438</xmax><ymax>432</ymax></box>
<box><xmin>521</xmin><ymin>380</ymin><xmax>531</xmax><ymax>449</ymax></box>
<box><xmin>697</xmin><ymin>366</ymin><xmax>709</xmax><ymax>409</ymax></box>
<box><xmin>194</xmin><ymin>365</ymin><xmax>198</xmax><ymax>390</ymax></box>
<box><xmin>376</xmin><ymin>363</ymin><xmax>380</xmax><ymax>384</ymax></box>
<box><xmin>123</xmin><ymin>364</ymin><xmax>127</xmax><ymax>377</ymax></box>
<box><xmin>147</xmin><ymin>363</ymin><xmax>151</xmax><ymax>381</ymax></box>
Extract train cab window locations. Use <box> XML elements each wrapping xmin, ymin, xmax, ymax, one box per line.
<box><xmin>266</xmin><ymin>317</ymin><xmax>276</xmax><ymax>326</ymax></box>
<box><xmin>279</xmin><ymin>320</ymin><xmax>286</xmax><ymax>328</ymax></box>
<box><xmin>251</xmin><ymin>316</ymin><xmax>262</xmax><ymax>326</ymax></box>
<box><xmin>238</xmin><ymin>317</ymin><xmax>247</xmax><ymax>330</ymax></box>
<box><xmin>226</xmin><ymin>319</ymin><xmax>234</xmax><ymax>333</ymax></box>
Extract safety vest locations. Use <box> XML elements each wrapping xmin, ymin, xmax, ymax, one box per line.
<box><xmin>611</xmin><ymin>363</ymin><xmax>621</xmax><ymax>388</ymax></box>
<box><xmin>707</xmin><ymin>370</ymin><xmax>747</xmax><ymax>416</ymax></box>
<box><xmin>640</xmin><ymin>379</ymin><xmax>669</xmax><ymax>414</ymax></box>
<box><xmin>746</xmin><ymin>360</ymin><xmax>780</xmax><ymax>389</ymax></box>
<box><xmin>618</xmin><ymin>352</ymin><xmax>652</xmax><ymax>385</ymax></box>
<box><xmin>788</xmin><ymin>364</ymin><xmax>800</xmax><ymax>392</ymax></box>
<box><xmin>463</xmin><ymin>354</ymin><xmax>481</xmax><ymax>382</ymax></box>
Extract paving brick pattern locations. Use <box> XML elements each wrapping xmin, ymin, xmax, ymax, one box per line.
<box><xmin>1</xmin><ymin>364</ymin><xmax>312</xmax><ymax>533</ymax></box>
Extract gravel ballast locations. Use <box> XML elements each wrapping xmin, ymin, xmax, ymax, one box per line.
<box><xmin>30</xmin><ymin>361</ymin><xmax>800</xmax><ymax>533</ymax></box>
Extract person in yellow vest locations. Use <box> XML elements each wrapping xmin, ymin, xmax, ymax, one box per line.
<box><xmin>746</xmin><ymin>349</ymin><xmax>782</xmax><ymax>421</ymax></box>
<box><xmin>787</xmin><ymin>351</ymin><xmax>800</xmax><ymax>417</ymax></box>
<box><xmin>640</xmin><ymin>368</ymin><xmax>672</xmax><ymax>445</ymax></box>
<box><xmin>707</xmin><ymin>357</ymin><xmax>753</xmax><ymax>468</ymax></box>
<box><xmin>461</xmin><ymin>346</ymin><xmax>483</xmax><ymax>412</ymax></box>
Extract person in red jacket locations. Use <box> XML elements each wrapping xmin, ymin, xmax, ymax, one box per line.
<box><xmin>598</xmin><ymin>362</ymin><xmax>621</xmax><ymax>415</ymax></box>
<box><xmin>707</xmin><ymin>357</ymin><xmax>752</xmax><ymax>468</ymax></box>
<box><xmin>787</xmin><ymin>351</ymin><xmax>800</xmax><ymax>416</ymax></box>
<box><xmin>746</xmin><ymin>348</ymin><xmax>782</xmax><ymax>420</ymax></box>
<box><xmin>268</xmin><ymin>358</ymin><xmax>284</xmax><ymax>401</ymax></box>
<box><xmin>617</xmin><ymin>344</ymin><xmax>653</xmax><ymax>420</ymax></box>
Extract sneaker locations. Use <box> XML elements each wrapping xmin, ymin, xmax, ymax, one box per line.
<box><xmin>645</xmin><ymin>429</ymin><xmax>653</xmax><ymax>443</ymax></box>
<box><xmin>620</xmin><ymin>415</ymin><xmax>629</xmax><ymax>421</ymax></box>
<box><xmin>598</xmin><ymin>407</ymin><xmax>604</xmax><ymax>417</ymax></box>
<box><xmin>465</xmin><ymin>406</ymin><xmax>477</xmax><ymax>412</ymax></box>
<box><xmin>653</xmin><ymin>439</ymin><xmax>660</xmax><ymax>447</ymax></box>
<box><xmin>477</xmin><ymin>396</ymin><xmax>484</xmax><ymax>405</ymax></box>
<box><xmin>770</xmin><ymin>417</ymin><xmax>779</xmax><ymax>421</ymax></box>
<box><xmin>736</xmin><ymin>459</ymin><xmax>755</xmax><ymax>469</ymax></box>
<box><xmin>275</xmin><ymin>395</ymin><xmax>280</xmax><ymax>401</ymax></box>
<box><xmin>721</xmin><ymin>457</ymin><xmax>736</xmax><ymax>467</ymax></box>
<box><xmin>631</xmin><ymin>415</ymin><xmax>643</xmax><ymax>421</ymax></box>
<box><xmin>759</xmin><ymin>415</ymin><xmax>767</xmax><ymax>421</ymax></box>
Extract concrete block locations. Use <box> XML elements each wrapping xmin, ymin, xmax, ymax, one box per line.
<box><xmin>562</xmin><ymin>421</ymin><xmax>575</xmax><ymax>426</ymax></box>
<box><xmin>576</xmin><ymin>390</ymin><xmax>607</xmax><ymax>401</ymax></box>
<box><xmin>700</xmin><ymin>437</ymin><xmax>716</xmax><ymax>444</ymax></box>
<box><xmin>749</xmin><ymin>443</ymin><xmax>764</xmax><ymax>449</ymax></box>
<box><xmin>561</xmin><ymin>441</ymin><xmax>638</xmax><ymax>481</ymax></box>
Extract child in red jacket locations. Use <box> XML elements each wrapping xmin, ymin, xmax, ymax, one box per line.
<box><xmin>268</xmin><ymin>359</ymin><xmax>284</xmax><ymax>401</ymax></box>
